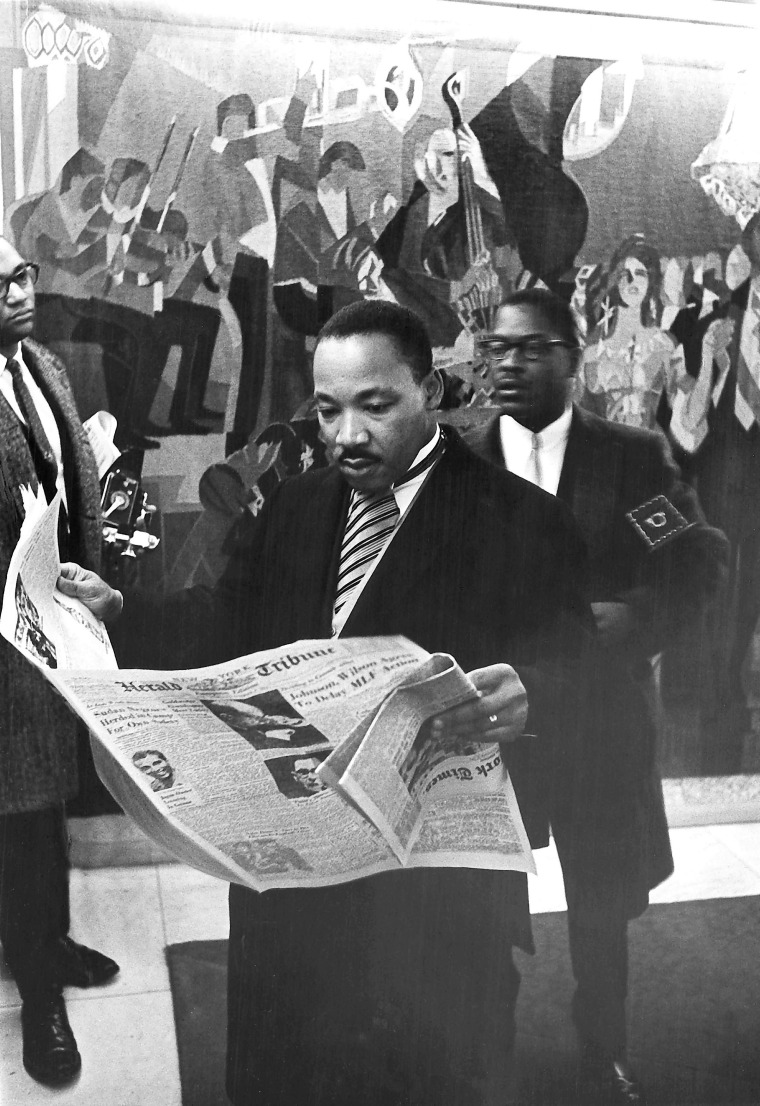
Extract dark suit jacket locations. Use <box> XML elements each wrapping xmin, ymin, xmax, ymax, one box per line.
<box><xmin>465</xmin><ymin>406</ymin><xmax>729</xmax><ymax>916</ymax></box>
<box><xmin>123</xmin><ymin>429</ymin><xmax>592</xmax><ymax>1106</ymax></box>
<box><xmin>0</xmin><ymin>339</ymin><xmax>101</xmax><ymax>814</ymax></box>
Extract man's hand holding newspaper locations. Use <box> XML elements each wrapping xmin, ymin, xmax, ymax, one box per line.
<box><xmin>59</xmin><ymin>562</ymin><xmax>124</xmax><ymax>622</ymax></box>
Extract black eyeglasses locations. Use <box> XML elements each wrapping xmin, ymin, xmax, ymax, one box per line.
<box><xmin>477</xmin><ymin>336</ymin><xmax>577</xmax><ymax>362</ymax></box>
<box><xmin>0</xmin><ymin>262</ymin><xmax>39</xmax><ymax>303</ymax></box>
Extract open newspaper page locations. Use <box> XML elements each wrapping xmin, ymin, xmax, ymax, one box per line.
<box><xmin>43</xmin><ymin>638</ymin><xmax>435</xmax><ymax>892</ymax></box>
<box><xmin>321</xmin><ymin>653</ymin><xmax>536</xmax><ymax>875</ymax></box>
<box><xmin>0</xmin><ymin>488</ymin><xmax>535</xmax><ymax>890</ymax></box>
<box><xmin>0</xmin><ymin>487</ymin><xmax>116</xmax><ymax>671</ymax></box>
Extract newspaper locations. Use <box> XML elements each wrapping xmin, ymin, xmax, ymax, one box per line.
<box><xmin>321</xmin><ymin>653</ymin><xmax>531</xmax><ymax>871</ymax></box>
<box><xmin>0</xmin><ymin>487</ymin><xmax>116</xmax><ymax>670</ymax></box>
<box><xmin>1</xmin><ymin>495</ymin><xmax>535</xmax><ymax>892</ymax></box>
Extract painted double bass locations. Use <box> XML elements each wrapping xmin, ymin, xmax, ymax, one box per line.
<box><xmin>442</xmin><ymin>71</ymin><xmax>504</xmax><ymax>333</ymax></box>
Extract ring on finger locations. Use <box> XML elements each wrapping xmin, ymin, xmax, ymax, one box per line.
<box><xmin>488</xmin><ymin>714</ymin><xmax>498</xmax><ymax>725</ymax></box>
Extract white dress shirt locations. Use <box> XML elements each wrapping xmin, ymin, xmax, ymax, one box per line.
<box><xmin>332</xmin><ymin>427</ymin><xmax>443</xmax><ymax>635</ymax></box>
<box><xmin>0</xmin><ymin>346</ymin><xmax>67</xmax><ymax>503</ymax></box>
<box><xmin>498</xmin><ymin>405</ymin><xmax>573</xmax><ymax>497</ymax></box>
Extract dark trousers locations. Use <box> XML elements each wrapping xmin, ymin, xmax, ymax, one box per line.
<box><xmin>0</xmin><ymin>805</ymin><xmax>70</xmax><ymax>999</ymax></box>
<box><xmin>568</xmin><ymin>913</ymin><xmax>629</xmax><ymax>1055</ymax></box>
<box><xmin>552</xmin><ymin>821</ymin><xmax>634</xmax><ymax>1056</ymax></box>
<box><xmin>227</xmin><ymin>872</ymin><xmax>525</xmax><ymax>1106</ymax></box>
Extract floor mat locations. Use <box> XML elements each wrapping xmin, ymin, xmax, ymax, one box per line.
<box><xmin>167</xmin><ymin>895</ymin><xmax>760</xmax><ymax>1105</ymax></box>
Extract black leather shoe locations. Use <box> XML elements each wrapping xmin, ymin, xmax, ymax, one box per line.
<box><xmin>53</xmin><ymin>937</ymin><xmax>120</xmax><ymax>988</ymax></box>
<box><xmin>577</xmin><ymin>1045</ymin><xmax>647</xmax><ymax>1104</ymax></box>
<box><xmin>21</xmin><ymin>991</ymin><xmax>81</xmax><ymax>1086</ymax></box>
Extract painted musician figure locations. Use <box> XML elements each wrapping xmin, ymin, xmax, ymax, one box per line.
<box><xmin>377</xmin><ymin>76</ymin><xmax>521</xmax><ymax>348</ymax></box>
<box><xmin>466</xmin><ymin>288</ymin><xmax>729</xmax><ymax>1105</ymax></box>
<box><xmin>0</xmin><ymin>237</ymin><xmax>119</xmax><ymax>1088</ymax></box>
<box><xmin>62</xmin><ymin>299</ymin><xmax>594</xmax><ymax>1106</ymax></box>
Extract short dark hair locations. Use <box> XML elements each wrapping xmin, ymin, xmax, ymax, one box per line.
<box><xmin>318</xmin><ymin>141</ymin><xmax>366</xmax><ymax>180</ymax></box>
<box><xmin>316</xmin><ymin>300</ymin><xmax>433</xmax><ymax>383</ymax></box>
<box><xmin>132</xmin><ymin>749</ymin><xmax>166</xmax><ymax>763</ymax></box>
<box><xmin>217</xmin><ymin>93</ymin><xmax>255</xmax><ymax>135</ymax></box>
<box><xmin>499</xmin><ymin>288</ymin><xmax>581</xmax><ymax>348</ymax></box>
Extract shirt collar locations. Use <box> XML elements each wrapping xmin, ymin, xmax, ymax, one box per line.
<box><xmin>499</xmin><ymin>404</ymin><xmax>573</xmax><ymax>450</ymax></box>
<box><xmin>345</xmin><ymin>426</ymin><xmax>443</xmax><ymax>509</ymax></box>
<box><xmin>393</xmin><ymin>426</ymin><xmax>442</xmax><ymax>489</ymax></box>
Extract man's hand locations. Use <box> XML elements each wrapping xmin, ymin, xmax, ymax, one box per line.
<box><xmin>58</xmin><ymin>563</ymin><xmax>123</xmax><ymax>622</ymax></box>
<box><xmin>591</xmin><ymin>601</ymin><xmax>635</xmax><ymax>646</ymax></box>
<box><xmin>429</xmin><ymin>664</ymin><xmax>528</xmax><ymax>743</ymax></box>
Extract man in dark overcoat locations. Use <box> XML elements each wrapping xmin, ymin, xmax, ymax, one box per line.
<box><xmin>0</xmin><ymin>236</ymin><xmax>118</xmax><ymax>1086</ymax></box>
<box><xmin>465</xmin><ymin>288</ymin><xmax>728</xmax><ymax>1105</ymax></box>
<box><xmin>63</xmin><ymin>299</ymin><xmax>594</xmax><ymax>1106</ymax></box>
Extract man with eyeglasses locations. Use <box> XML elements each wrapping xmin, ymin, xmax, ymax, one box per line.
<box><xmin>465</xmin><ymin>288</ymin><xmax>728</xmax><ymax>1105</ymax></box>
<box><xmin>0</xmin><ymin>237</ymin><xmax>119</xmax><ymax>1087</ymax></box>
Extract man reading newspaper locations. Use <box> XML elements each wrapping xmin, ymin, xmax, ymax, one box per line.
<box><xmin>61</xmin><ymin>301</ymin><xmax>593</xmax><ymax>1106</ymax></box>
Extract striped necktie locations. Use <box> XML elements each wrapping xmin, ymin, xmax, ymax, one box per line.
<box><xmin>333</xmin><ymin>489</ymin><xmax>400</xmax><ymax>621</ymax></box>
<box><xmin>6</xmin><ymin>358</ymin><xmax>59</xmax><ymax>503</ymax></box>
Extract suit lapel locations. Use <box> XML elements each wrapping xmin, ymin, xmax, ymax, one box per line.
<box><xmin>556</xmin><ymin>408</ymin><xmax>586</xmax><ymax>506</ymax></box>
<box><xmin>22</xmin><ymin>340</ymin><xmax>102</xmax><ymax>567</ymax></box>
<box><xmin>299</xmin><ymin>466</ymin><xmax>350</xmax><ymax>635</ymax></box>
<box><xmin>558</xmin><ymin>406</ymin><xmax>620</xmax><ymax>553</ymax></box>
<box><xmin>0</xmin><ymin>390</ymin><xmax>34</xmax><ymax>524</ymax></box>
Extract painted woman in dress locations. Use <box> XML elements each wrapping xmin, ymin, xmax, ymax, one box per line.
<box><xmin>576</xmin><ymin>234</ymin><xmax>690</xmax><ymax>430</ymax></box>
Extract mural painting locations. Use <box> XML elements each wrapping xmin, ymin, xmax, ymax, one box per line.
<box><xmin>0</xmin><ymin>2</ymin><xmax>758</xmax><ymax>774</ymax></box>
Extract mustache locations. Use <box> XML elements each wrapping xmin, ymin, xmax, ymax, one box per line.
<box><xmin>334</xmin><ymin>449</ymin><xmax>380</xmax><ymax>463</ymax></box>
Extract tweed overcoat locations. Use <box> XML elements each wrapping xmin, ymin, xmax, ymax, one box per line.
<box><xmin>0</xmin><ymin>338</ymin><xmax>102</xmax><ymax>814</ymax></box>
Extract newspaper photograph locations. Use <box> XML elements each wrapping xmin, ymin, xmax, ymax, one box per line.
<box><xmin>0</xmin><ymin>489</ymin><xmax>535</xmax><ymax>892</ymax></box>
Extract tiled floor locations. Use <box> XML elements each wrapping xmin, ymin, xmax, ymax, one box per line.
<box><xmin>2</xmin><ymin>824</ymin><xmax>760</xmax><ymax>1105</ymax></box>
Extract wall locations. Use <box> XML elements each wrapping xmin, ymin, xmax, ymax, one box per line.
<box><xmin>1</xmin><ymin>0</ymin><xmax>758</xmax><ymax>776</ymax></box>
